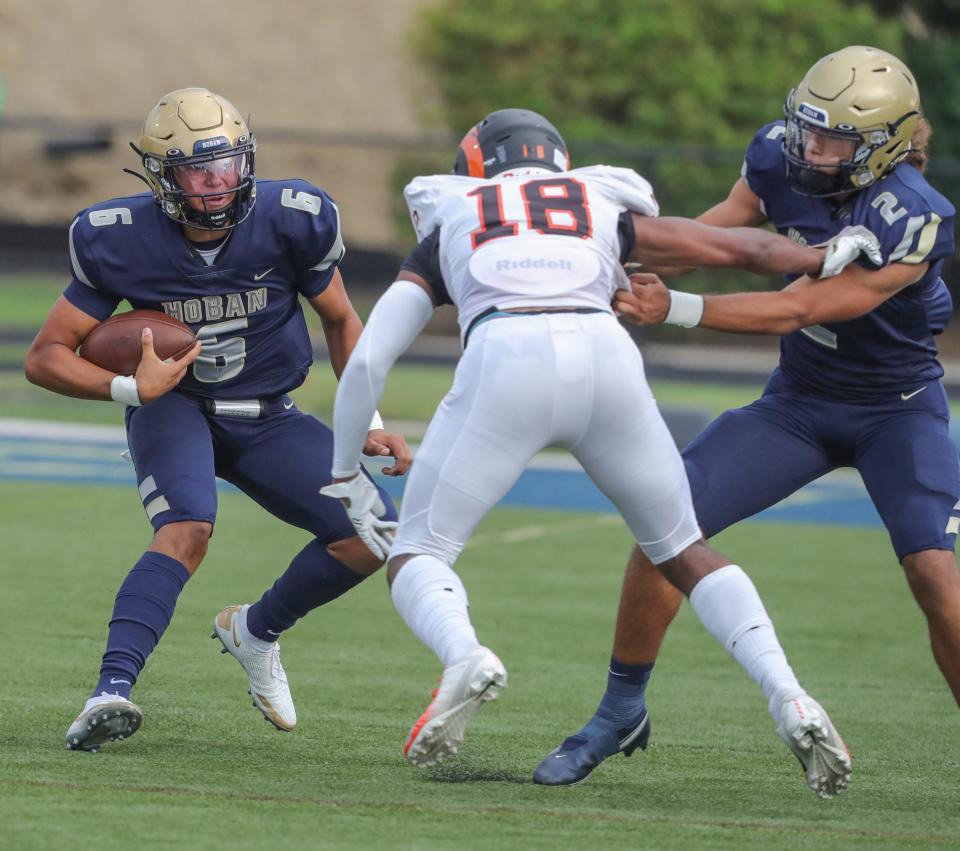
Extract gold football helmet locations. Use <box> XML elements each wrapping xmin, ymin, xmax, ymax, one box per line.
<box><xmin>128</xmin><ymin>88</ymin><xmax>256</xmax><ymax>229</ymax></box>
<box><xmin>783</xmin><ymin>46</ymin><xmax>921</xmax><ymax>196</ymax></box>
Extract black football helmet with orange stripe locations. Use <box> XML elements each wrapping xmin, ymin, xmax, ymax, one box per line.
<box><xmin>454</xmin><ymin>109</ymin><xmax>570</xmax><ymax>178</ymax></box>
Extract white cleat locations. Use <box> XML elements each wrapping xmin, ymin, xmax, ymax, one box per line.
<box><xmin>775</xmin><ymin>695</ymin><xmax>852</xmax><ymax>799</ymax></box>
<box><xmin>404</xmin><ymin>646</ymin><xmax>507</xmax><ymax>767</ymax></box>
<box><xmin>212</xmin><ymin>604</ymin><xmax>297</xmax><ymax>732</ymax></box>
<box><xmin>65</xmin><ymin>693</ymin><xmax>143</xmax><ymax>752</ymax></box>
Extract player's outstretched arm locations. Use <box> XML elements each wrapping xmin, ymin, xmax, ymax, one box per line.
<box><xmin>700</xmin><ymin>260</ymin><xmax>929</xmax><ymax>334</ymax></box>
<box><xmin>629</xmin><ymin>215</ymin><xmax>826</xmax><ymax>277</ymax></box>
<box><xmin>644</xmin><ymin>178</ymin><xmax>770</xmax><ymax>278</ymax></box>
<box><xmin>25</xmin><ymin>296</ymin><xmax>200</xmax><ymax>403</ymax></box>
<box><xmin>308</xmin><ymin>268</ymin><xmax>414</xmax><ymax>476</ymax></box>
<box><xmin>321</xmin><ymin>273</ymin><xmax>435</xmax><ymax>559</ymax></box>
<box><xmin>327</xmin><ymin>273</ymin><xmax>436</xmax><ymax>481</ymax></box>
<box><xmin>616</xmin><ymin>260</ymin><xmax>928</xmax><ymax>334</ymax></box>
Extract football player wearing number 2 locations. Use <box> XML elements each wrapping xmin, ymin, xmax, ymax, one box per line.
<box><xmin>321</xmin><ymin>109</ymin><xmax>876</xmax><ymax>796</ymax></box>
<box><xmin>542</xmin><ymin>46</ymin><xmax>960</xmax><ymax>788</ymax></box>
<box><xmin>24</xmin><ymin>89</ymin><xmax>411</xmax><ymax>751</ymax></box>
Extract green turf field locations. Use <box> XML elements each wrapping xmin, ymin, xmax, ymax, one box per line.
<box><xmin>2</xmin><ymin>480</ymin><xmax>958</xmax><ymax>850</ymax></box>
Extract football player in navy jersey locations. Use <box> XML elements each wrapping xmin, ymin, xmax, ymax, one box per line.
<box><xmin>24</xmin><ymin>88</ymin><xmax>410</xmax><ymax>751</ymax></box>
<box><xmin>535</xmin><ymin>46</ymin><xmax>960</xmax><ymax>787</ymax></box>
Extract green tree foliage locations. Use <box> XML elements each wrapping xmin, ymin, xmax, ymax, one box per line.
<box><xmin>419</xmin><ymin>0</ymin><xmax>904</xmax><ymax>153</ymax></box>
<box><xmin>410</xmin><ymin>0</ymin><xmax>910</xmax><ymax>293</ymax></box>
<box><xmin>868</xmin><ymin>0</ymin><xmax>960</xmax><ymax>158</ymax></box>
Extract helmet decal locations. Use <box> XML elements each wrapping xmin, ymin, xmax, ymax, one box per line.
<box><xmin>453</xmin><ymin>109</ymin><xmax>569</xmax><ymax>179</ymax></box>
<box><xmin>457</xmin><ymin>125</ymin><xmax>486</xmax><ymax>178</ymax></box>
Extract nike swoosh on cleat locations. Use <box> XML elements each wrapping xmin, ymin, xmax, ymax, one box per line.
<box><xmin>901</xmin><ymin>386</ymin><xmax>927</xmax><ymax>400</ymax></box>
<box><xmin>231</xmin><ymin>620</ymin><xmax>241</xmax><ymax>648</ymax></box>
<box><xmin>254</xmin><ymin>268</ymin><xmax>274</xmax><ymax>281</ymax></box>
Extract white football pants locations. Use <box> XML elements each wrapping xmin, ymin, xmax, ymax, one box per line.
<box><xmin>392</xmin><ymin>311</ymin><xmax>700</xmax><ymax>565</ymax></box>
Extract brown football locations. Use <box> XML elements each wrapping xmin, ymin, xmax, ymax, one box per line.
<box><xmin>79</xmin><ymin>309</ymin><xmax>197</xmax><ymax>375</ymax></box>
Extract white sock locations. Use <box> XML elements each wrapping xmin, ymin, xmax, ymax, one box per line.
<box><xmin>390</xmin><ymin>555</ymin><xmax>481</xmax><ymax>668</ymax></box>
<box><xmin>239</xmin><ymin>604</ymin><xmax>275</xmax><ymax>653</ymax></box>
<box><xmin>689</xmin><ymin>565</ymin><xmax>804</xmax><ymax>716</ymax></box>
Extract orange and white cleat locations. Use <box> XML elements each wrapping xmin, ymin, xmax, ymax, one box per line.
<box><xmin>404</xmin><ymin>646</ymin><xmax>507</xmax><ymax>767</ymax></box>
<box><xmin>775</xmin><ymin>695</ymin><xmax>852</xmax><ymax>799</ymax></box>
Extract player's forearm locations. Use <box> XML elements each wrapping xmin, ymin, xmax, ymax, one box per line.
<box><xmin>322</xmin><ymin>312</ymin><xmax>364</xmax><ymax>379</ymax></box>
<box><xmin>24</xmin><ymin>341</ymin><xmax>115</xmax><ymax>400</ymax></box>
<box><xmin>330</xmin><ymin>281</ymin><xmax>434</xmax><ymax>476</ymax></box>
<box><xmin>732</xmin><ymin>228</ymin><xmax>823</xmax><ymax>277</ymax></box>
<box><xmin>700</xmin><ymin>291</ymin><xmax>811</xmax><ymax>334</ymax></box>
<box><xmin>330</xmin><ymin>351</ymin><xmax>390</xmax><ymax>477</ymax></box>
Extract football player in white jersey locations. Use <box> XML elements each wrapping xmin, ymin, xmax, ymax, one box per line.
<box><xmin>320</xmin><ymin>109</ymin><xmax>877</xmax><ymax>797</ymax></box>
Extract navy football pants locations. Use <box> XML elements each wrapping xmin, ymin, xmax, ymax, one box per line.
<box><xmin>684</xmin><ymin>371</ymin><xmax>960</xmax><ymax>560</ymax></box>
<box><xmin>124</xmin><ymin>392</ymin><xmax>396</xmax><ymax>541</ymax></box>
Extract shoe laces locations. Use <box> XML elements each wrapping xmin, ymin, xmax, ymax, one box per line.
<box><xmin>267</xmin><ymin>644</ymin><xmax>288</xmax><ymax>684</ymax></box>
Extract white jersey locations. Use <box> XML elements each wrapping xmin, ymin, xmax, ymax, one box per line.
<box><xmin>403</xmin><ymin>165</ymin><xmax>658</xmax><ymax>338</ymax></box>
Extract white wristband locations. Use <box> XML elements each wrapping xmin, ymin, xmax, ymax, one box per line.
<box><xmin>665</xmin><ymin>290</ymin><xmax>705</xmax><ymax>328</ymax></box>
<box><xmin>110</xmin><ymin>375</ymin><xmax>142</xmax><ymax>407</ymax></box>
<box><xmin>368</xmin><ymin>410</ymin><xmax>384</xmax><ymax>432</ymax></box>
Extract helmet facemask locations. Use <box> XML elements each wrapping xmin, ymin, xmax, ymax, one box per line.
<box><xmin>784</xmin><ymin>96</ymin><xmax>864</xmax><ymax>197</ymax></box>
<box><xmin>141</xmin><ymin>138</ymin><xmax>256</xmax><ymax>230</ymax></box>
<box><xmin>783</xmin><ymin>91</ymin><xmax>912</xmax><ymax>197</ymax></box>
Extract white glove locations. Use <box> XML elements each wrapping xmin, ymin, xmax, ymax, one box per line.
<box><xmin>319</xmin><ymin>474</ymin><xmax>397</xmax><ymax>560</ymax></box>
<box><xmin>818</xmin><ymin>225</ymin><xmax>883</xmax><ymax>278</ymax></box>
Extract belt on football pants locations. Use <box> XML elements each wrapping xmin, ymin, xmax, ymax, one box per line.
<box><xmin>463</xmin><ymin>306</ymin><xmax>608</xmax><ymax>347</ymax></box>
<box><xmin>203</xmin><ymin>394</ymin><xmax>295</xmax><ymax>419</ymax></box>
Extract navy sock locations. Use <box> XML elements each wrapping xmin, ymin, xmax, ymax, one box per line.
<box><xmin>593</xmin><ymin>656</ymin><xmax>654</xmax><ymax>732</ymax></box>
<box><xmin>93</xmin><ymin>552</ymin><xmax>190</xmax><ymax>700</ymax></box>
<box><xmin>245</xmin><ymin>539</ymin><xmax>366</xmax><ymax>641</ymax></box>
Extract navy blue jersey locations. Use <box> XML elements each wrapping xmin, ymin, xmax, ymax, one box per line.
<box><xmin>743</xmin><ymin>122</ymin><xmax>955</xmax><ymax>400</ymax></box>
<box><xmin>64</xmin><ymin>179</ymin><xmax>345</xmax><ymax>399</ymax></box>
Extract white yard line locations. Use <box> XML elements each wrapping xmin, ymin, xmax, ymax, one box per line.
<box><xmin>0</xmin><ymin>418</ymin><xmax>126</xmax><ymax>444</ymax></box>
<box><xmin>0</xmin><ymin>418</ymin><xmax>589</xmax><ymax>469</ymax></box>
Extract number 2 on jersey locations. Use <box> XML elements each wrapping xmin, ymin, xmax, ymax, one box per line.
<box><xmin>468</xmin><ymin>178</ymin><xmax>592</xmax><ymax>248</ymax></box>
